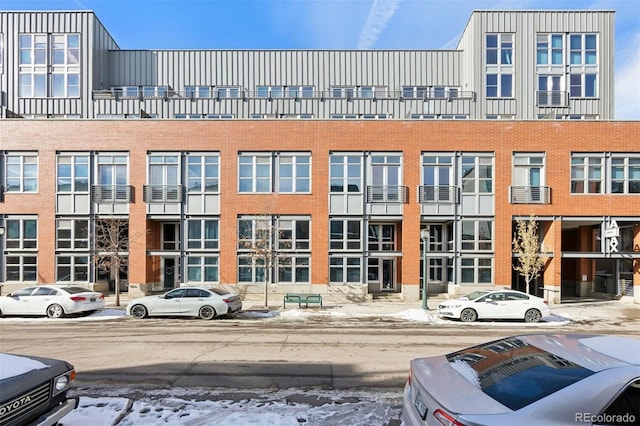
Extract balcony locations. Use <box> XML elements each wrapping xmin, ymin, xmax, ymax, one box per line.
<box><xmin>143</xmin><ymin>185</ymin><xmax>183</xmax><ymax>203</ymax></box>
<box><xmin>418</xmin><ymin>185</ymin><xmax>459</xmax><ymax>203</ymax></box>
<box><xmin>91</xmin><ymin>185</ymin><xmax>134</xmax><ymax>203</ymax></box>
<box><xmin>366</xmin><ymin>185</ymin><xmax>408</xmax><ymax>203</ymax></box>
<box><xmin>509</xmin><ymin>186</ymin><xmax>551</xmax><ymax>204</ymax></box>
<box><xmin>536</xmin><ymin>91</ymin><xmax>569</xmax><ymax>107</ymax></box>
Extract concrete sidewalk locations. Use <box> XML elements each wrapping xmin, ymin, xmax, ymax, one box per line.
<box><xmin>103</xmin><ymin>292</ymin><xmax>640</xmax><ymax>322</ymax></box>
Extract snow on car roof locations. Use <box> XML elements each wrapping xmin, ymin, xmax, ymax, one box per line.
<box><xmin>0</xmin><ymin>353</ymin><xmax>50</xmax><ymax>380</ymax></box>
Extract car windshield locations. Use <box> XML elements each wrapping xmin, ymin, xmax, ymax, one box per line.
<box><xmin>60</xmin><ymin>286</ymin><xmax>93</xmax><ymax>294</ymax></box>
<box><xmin>209</xmin><ymin>288</ymin><xmax>230</xmax><ymax>296</ymax></box>
<box><xmin>447</xmin><ymin>336</ymin><xmax>595</xmax><ymax>411</ymax></box>
<box><xmin>462</xmin><ymin>290</ymin><xmax>491</xmax><ymax>301</ymax></box>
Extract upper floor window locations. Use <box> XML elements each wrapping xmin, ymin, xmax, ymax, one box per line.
<box><xmin>6</xmin><ymin>153</ymin><xmax>38</xmax><ymax>193</ymax></box>
<box><xmin>6</xmin><ymin>218</ymin><xmax>37</xmax><ymax>250</ymax></box>
<box><xmin>238</xmin><ymin>152</ymin><xmax>310</xmax><ymax>193</ymax></box>
<box><xmin>56</xmin><ymin>219</ymin><xmax>89</xmax><ymax>249</ymax></box>
<box><xmin>486</xmin><ymin>73</ymin><xmax>513</xmax><ymax>98</ymax></box>
<box><xmin>185</xmin><ymin>86</ymin><xmax>212</xmax><ymax>98</ymax></box>
<box><xmin>187</xmin><ymin>154</ymin><xmax>219</xmax><ymax>193</ymax></box>
<box><xmin>330</xmin><ymin>154</ymin><xmax>362</xmax><ymax>193</ymax></box>
<box><xmin>571</xmin><ymin>154</ymin><xmax>604</xmax><ymax>194</ymax></box>
<box><xmin>462</xmin><ymin>155</ymin><xmax>493</xmax><ymax>194</ymax></box>
<box><xmin>217</xmin><ymin>86</ymin><xmax>242</xmax><ymax>98</ymax></box>
<box><xmin>256</xmin><ymin>85</ymin><xmax>314</xmax><ymax>99</ymax></box>
<box><xmin>537</xmin><ymin>34</ymin><xmax>564</xmax><ymax>65</ymax></box>
<box><xmin>421</xmin><ymin>155</ymin><xmax>454</xmax><ymax>201</ymax></box>
<box><xmin>330</xmin><ymin>219</ymin><xmax>362</xmax><ymax>250</ymax></box>
<box><xmin>570</xmin><ymin>34</ymin><xmax>597</xmax><ymax>65</ymax></box>
<box><xmin>570</xmin><ymin>73</ymin><xmax>597</xmax><ymax>98</ymax></box>
<box><xmin>486</xmin><ymin>34</ymin><xmax>513</xmax><ymax>65</ymax></box>
<box><xmin>142</xmin><ymin>86</ymin><xmax>168</xmax><ymax>98</ymax></box>
<box><xmin>402</xmin><ymin>86</ymin><xmax>429</xmax><ymax>99</ymax></box>
<box><xmin>611</xmin><ymin>156</ymin><xmax>640</xmax><ymax>194</ymax></box>
<box><xmin>57</xmin><ymin>154</ymin><xmax>89</xmax><ymax>193</ymax></box>
<box><xmin>187</xmin><ymin>219</ymin><xmax>219</xmax><ymax>250</ymax></box>
<box><xmin>19</xmin><ymin>33</ymin><xmax>80</xmax><ymax>98</ymax></box>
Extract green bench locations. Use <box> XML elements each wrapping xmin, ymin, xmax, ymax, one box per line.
<box><xmin>283</xmin><ymin>293</ymin><xmax>323</xmax><ymax>309</ymax></box>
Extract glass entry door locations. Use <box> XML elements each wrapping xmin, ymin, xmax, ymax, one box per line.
<box><xmin>367</xmin><ymin>258</ymin><xmax>396</xmax><ymax>292</ymax></box>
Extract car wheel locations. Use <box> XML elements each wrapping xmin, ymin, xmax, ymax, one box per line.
<box><xmin>199</xmin><ymin>305</ymin><xmax>216</xmax><ymax>320</ymax></box>
<box><xmin>524</xmin><ymin>308</ymin><xmax>542</xmax><ymax>323</ymax></box>
<box><xmin>130</xmin><ymin>304</ymin><xmax>148</xmax><ymax>319</ymax></box>
<box><xmin>47</xmin><ymin>304</ymin><xmax>64</xmax><ymax>319</ymax></box>
<box><xmin>460</xmin><ymin>308</ymin><xmax>477</xmax><ymax>322</ymax></box>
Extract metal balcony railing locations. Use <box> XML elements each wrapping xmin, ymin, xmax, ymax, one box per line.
<box><xmin>91</xmin><ymin>185</ymin><xmax>134</xmax><ymax>203</ymax></box>
<box><xmin>418</xmin><ymin>185</ymin><xmax>459</xmax><ymax>203</ymax></box>
<box><xmin>143</xmin><ymin>185</ymin><xmax>183</xmax><ymax>203</ymax></box>
<box><xmin>536</xmin><ymin>90</ymin><xmax>569</xmax><ymax>107</ymax></box>
<box><xmin>509</xmin><ymin>186</ymin><xmax>551</xmax><ymax>204</ymax></box>
<box><xmin>366</xmin><ymin>185</ymin><xmax>408</xmax><ymax>203</ymax></box>
<box><xmin>92</xmin><ymin>89</ymin><xmax>477</xmax><ymax>103</ymax></box>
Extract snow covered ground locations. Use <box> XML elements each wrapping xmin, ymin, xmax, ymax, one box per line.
<box><xmin>63</xmin><ymin>386</ymin><xmax>403</xmax><ymax>426</ymax></box>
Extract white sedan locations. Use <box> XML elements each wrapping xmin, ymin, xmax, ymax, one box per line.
<box><xmin>0</xmin><ymin>285</ymin><xmax>105</xmax><ymax>318</ymax></box>
<box><xmin>126</xmin><ymin>287</ymin><xmax>243</xmax><ymax>320</ymax></box>
<box><xmin>438</xmin><ymin>289</ymin><xmax>550</xmax><ymax>323</ymax></box>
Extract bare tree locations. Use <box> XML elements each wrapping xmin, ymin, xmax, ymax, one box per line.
<box><xmin>238</xmin><ymin>215</ymin><xmax>280</xmax><ymax>308</ymax></box>
<box><xmin>512</xmin><ymin>217</ymin><xmax>547</xmax><ymax>294</ymax></box>
<box><xmin>93</xmin><ymin>218</ymin><xmax>130</xmax><ymax>307</ymax></box>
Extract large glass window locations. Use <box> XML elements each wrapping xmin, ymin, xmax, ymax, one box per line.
<box><xmin>19</xmin><ymin>33</ymin><xmax>80</xmax><ymax>98</ymax></box>
<box><xmin>187</xmin><ymin>154</ymin><xmax>219</xmax><ymax>193</ymax></box>
<box><xmin>611</xmin><ymin>156</ymin><xmax>640</xmax><ymax>194</ymax></box>
<box><xmin>486</xmin><ymin>74</ymin><xmax>513</xmax><ymax>98</ymax></box>
<box><xmin>187</xmin><ymin>219</ymin><xmax>219</xmax><ymax>249</ymax></box>
<box><xmin>570</xmin><ymin>34</ymin><xmax>597</xmax><ymax>65</ymax></box>
<box><xmin>421</xmin><ymin>155</ymin><xmax>453</xmax><ymax>201</ymax></box>
<box><xmin>368</xmin><ymin>224</ymin><xmax>396</xmax><ymax>251</ymax></box>
<box><xmin>330</xmin><ymin>219</ymin><xmax>362</xmax><ymax>250</ymax></box>
<box><xmin>486</xmin><ymin>34</ymin><xmax>513</xmax><ymax>65</ymax></box>
<box><xmin>461</xmin><ymin>257</ymin><xmax>493</xmax><ymax>284</ymax></box>
<box><xmin>570</xmin><ymin>155</ymin><xmax>604</xmax><ymax>194</ymax></box>
<box><xmin>186</xmin><ymin>256</ymin><xmax>219</xmax><ymax>282</ymax></box>
<box><xmin>370</xmin><ymin>154</ymin><xmax>403</xmax><ymax>202</ymax></box>
<box><xmin>6</xmin><ymin>153</ymin><xmax>38</xmax><ymax>193</ymax></box>
<box><xmin>462</xmin><ymin>155</ymin><xmax>493</xmax><ymax>193</ymax></box>
<box><xmin>461</xmin><ymin>220</ymin><xmax>493</xmax><ymax>251</ymax></box>
<box><xmin>57</xmin><ymin>154</ymin><xmax>89</xmax><ymax>193</ymax></box>
<box><xmin>277</xmin><ymin>256</ymin><xmax>310</xmax><ymax>283</ymax></box>
<box><xmin>239</xmin><ymin>152</ymin><xmax>310</xmax><ymax>193</ymax></box>
<box><xmin>5</xmin><ymin>217</ymin><xmax>38</xmax><ymax>282</ymax></box>
<box><xmin>6</xmin><ymin>218</ymin><xmax>37</xmax><ymax>249</ymax></box>
<box><xmin>96</xmin><ymin>154</ymin><xmax>129</xmax><ymax>202</ymax></box>
<box><xmin>56</xmin><ymin>255</ymin><xmax>89</xmax><ymax>282</ymax></box>
<box><xmin>330</xmin><ymin>154</ymin><xmax>362</xmax><ymax>193</ymax></box>
<box><xmin>148</xmin><ymin>154</ymin><xmax>180</xmax><ymax>201</ymax></box>
<box><xmin>536</xmin><ymin>34</ymin><xmax>564</xmax><ymax>65</ymax></box>
<box><xmin>329</xmin><ymin>257</ymin><xmax>361</xmax><ymax>283</ymax></box>
<box><xmin>56</xmin><ymin>219</ymin><xmax>89</xmax><ymax>249</ymax></box>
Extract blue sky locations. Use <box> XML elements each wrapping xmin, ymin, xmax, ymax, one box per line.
<box><xmin>3</xmin><ymin>0</ymin><xmax>639</xmax><ymax>118</ymax></box>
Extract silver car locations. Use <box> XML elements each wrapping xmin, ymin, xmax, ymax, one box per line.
<box><xmin>402</xmin><ymin>334</ymin><xmax>640</xmax><ymax>425</ymax></box>
<box><xmin>126</xmin><ymin>287</ymin><xmax>242</xmax><ymax>320</ymax></box>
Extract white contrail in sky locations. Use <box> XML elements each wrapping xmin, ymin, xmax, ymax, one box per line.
<box><xmin>356</xmin><ymin>0</ymin><xmax>402</xmax><ymax>49</ymax></box>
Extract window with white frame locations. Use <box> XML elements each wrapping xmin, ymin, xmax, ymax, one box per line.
<box><xmin>370</xmin><ymin>154</ymin><xmax>403</xmax><ymax>201</ymax></box>
<box><xmin>402</xmin><ymin>86</ymin><xmax>429</xmax><ymax>99</ymax></box>
<box><xmin>56</xmin><ymin>255</ymin><xmax>89</xmax><ymax>282</ymax></box>
<box><xmin>486</xmin><ymin>34</ymin><xmax>513</xmax><ymax>65</ymax></box>
<box><xmin>570</xmin><ymin>73</ymin><xmax>597</xmax><ymax>98</ymax></box>
<box><xmin>330</xmin><ymin>154</ymin><xmax>362</xmax><ymax>193</ymax></box>
<box><xmin>461</xmin><ymin>220</ymin><xmax>493</xmax><ymax>251</ymax></box>
<box><xmin>148</xmin><ymin>154</ymin><xmax>180</xmax><ymax>201</ymax></box>
<box><xmin>19</xmin><ymin>33</ymin><xmax>80</xmax><ymax>98</ymax></box>
<box><xmin>329</xmin><ymin>257</ymin><xmax>361</xmax><ymax>283</ymax></box>
<box><xmin>486</xmin><ymin>73</ymin><xmax>513</xmax><ymax>98</ymax></box>
<box><xmin>461</xmin><ymin>155</ymin><xmax>493</xmax><ymax>194</ymax></box>
<box><xmin>6</xmin><ymin>153</ymin><xmax>38</xmax><ymax>193</ymax></box>
<box><xmin>97</xmin><ymin>154</ymin><xmax>129</xmax><ymax>202</ymax></box>
<box><xmin>56</xmin><ymin>219</ymin><xmax>89</xmax><ymax>249</ymax></box>
<box><xmin>5</xmin><ymin>217</ymin><xmax>37</xmax><ymax>282</ymax></box>
<box><xmin>611</xmin><ymin>156</ymin><xmax>640</xmax><ymax>194</ymax></box>
<box><xmin>186</xmin><ymin>219</ymin><xmax>219</xmax><ymax>249</ymax></box>
<box><xmin>536</xmin><ymin>34</ymin><xmax>564</xmax><ymax>65</ymax></box>
<box><xmin>186</xmin><ymin>256</ymin><xmax>219</xmax><ymax>282</ymax></box>
<box><xmin>142</xmin><ymin>86</ymin><xmax>168</xmax><ymax>98</ymax></box>
<box><xmin>57</xmin><ymin>154</ymin><xmax>89</xmax><ymax>193</ymax></box>
<box><xmin>185</xmin><ymin>86</ymin><xmax>212</xmax><ymax>98</ymax></box>
<box><xmin>187</xmin><ymin>154</ymin><xmax>219</xmax><ymax>193</ymax></box>
<box><xmin>330</xmin><ymin>219</ymin><xmax>362</xmax><ymax>250</ymax></box>
<box><xmin>278</xmin><ymin>154</ymin><xmax>310</xmax><ymax>193</ymax></box>
<box><xmin>277</xmin><ymin>256</ymin><xmax>310</xmax><ymax>283</ymax></box>
<box><xmin>330</xmin><ymin>86</ymin><xmax>355</xmax><ymax>98</ymax></box>
<box><xmin>238</xmin><ymin>152</ymin><xmax>310</xmax><ymax>193</ymax></box>
<box><xmin>461</xmin><ymin>257</ymin><xmax>493</xmax><ymax>284</ymax></box>
<box><xmin>421</xmin><ymin>154</ymin><xmax>454</xmax><ymax>202</ymax></box>
<box><xmin>256</xmin><ymin>85</ymin><xmax>314</xmax><ymax>99</ymax></box>
<box><xmin>277</xmin><ymin>218</ymin><xmax>310</xmax><ymax>250</ymax></box>
<box><xmin>512</xmin><ymin>153</ymin><xmax>545</xmax><ymax>197</ymax></box>
<box><xmin>570</xmin><ymin>154</ymin><xmax>604</xmax><ymax>194</ymax></box>
<box><xmin>217</xmin><ymin>86</ymin><xmax>242</xmax><ymax>98</ymax></box>
<box><xmin>570</xmin><ymin>34</ymin><xmax>597</xmax><ymax>65</ymax></box>
<box><xmin>368</xmin><ymin>224</ymin><xmax>396</xmax><ymax>251</ymax></box>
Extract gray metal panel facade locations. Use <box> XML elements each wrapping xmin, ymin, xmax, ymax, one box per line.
<box><xmin>0</xmin><ymin>10</ymin><xmax>615</xmax><ymax>120</ymax></box>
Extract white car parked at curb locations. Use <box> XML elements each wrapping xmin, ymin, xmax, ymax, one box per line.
<box><xmin>0</xmin><ymin>285</ymin><xmax>105</xmax><ymax>318</ymax></box>
<box><xmin>438</xmin><ymin>289</ymin><xmax>550</xmax><ymax>323</ymax></box>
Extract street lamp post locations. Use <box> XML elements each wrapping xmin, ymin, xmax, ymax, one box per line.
<box><xmin>420</xmin><ymin>228</ymin><xmax>430</xmax><ymax>310</ymax></box>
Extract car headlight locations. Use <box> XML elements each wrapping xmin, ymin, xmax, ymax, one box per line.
<box><xmin>53</xmin><ymin>370</ymin><xmax>75</xmax><ymax>395</ymax></box>
<box><xmin>443</xmin><ymin>304</ymin><xmax>461</xmax><ymax>309</ymax></box>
